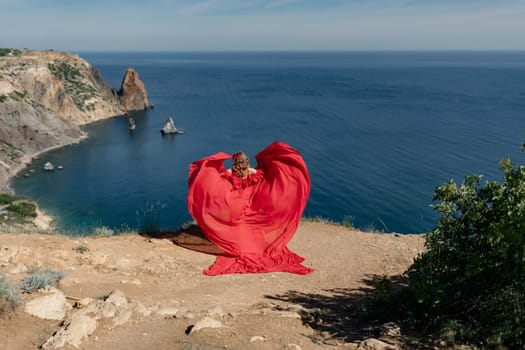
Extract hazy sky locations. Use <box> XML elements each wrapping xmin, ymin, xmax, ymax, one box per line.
<box><xmin>1</xmin><ymin>0</ymin><xmax>524</xmax><ymax>51</ymax></box>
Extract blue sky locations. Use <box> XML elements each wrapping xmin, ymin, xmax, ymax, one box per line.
<box><xmin>1</xmin><ymin>0</ymin><xmax>524</xmax><ymax>51</ymax></box>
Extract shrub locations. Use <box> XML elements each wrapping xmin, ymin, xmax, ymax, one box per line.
<box><xmin>403</xmin><ymin>147</ymin><xmax>525</xmax><ymax>348</ymax></box>
<box><xmin>136</xmin><ymin>200</ymin><xmax>167</xmax><ymax>233</ymax></box>
<box><xmin>7</xmin><ymin>202</ymin><xmax>37</xmax><ymax>218</ymax></box>
<box><xmin>92</xmin><ymin>226</ymin><xmax>115</xmax><ymax>237</ymax></box>
<box><xmin>0</xmin><ymin>273</ymin><xmax>21</xmax><ymax>314</ymax></box>
<box><xmin>8</xmin><ymin>90</ymin><xmax>27</xmax><ymax>101</ymax></box>
<box><xmin>0</xmin><ymin>193</ymin><xmax>18</xmax><ymax>205</ymax></box>
<box><xmin>19</xmin><ymin>268</ymin><xmax>65</xmax><ymax>293</ymax></box>
<box><xmin>73</xmin><ymin>245</ymin><xmax>90</xmax><ymax>254</ymax></box>
<box><xmin>0</xmin><ymin>48</ymin><xmax>22</xmax><ymax>57</ymax></box>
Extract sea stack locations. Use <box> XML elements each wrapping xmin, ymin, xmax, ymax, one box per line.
<box><xmin>161</xmin><ymin>117</ymin><xmax>178</xmax><ymax>134</ymax></box>
<box><xmin>118</xmin><ymin>67</ymin><xmax>150</xmax><ymax>111</ymax></box>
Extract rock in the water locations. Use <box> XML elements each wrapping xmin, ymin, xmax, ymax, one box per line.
<box><xmin>118</xmin><ymin>67</ymin><xmax>150</xmax><ymax>111</ymax></box>
<box><xmin>161</xmin><ymin>117</ymin><xmax>178</xmax><ymax>134</ymax></box>
<box><xmin>43</xmin><ymin>162</ymin><xmax>54</xmax><ymax>171</ymax></box>
<box><xmin>128</xmin><ymin>117</ymin><xmax>136</xmax><ymax>131</ymax></box>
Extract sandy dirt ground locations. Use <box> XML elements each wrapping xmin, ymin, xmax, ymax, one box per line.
<box><xmin>0</xmin><ymin>221</ymin><xmax>427</xmax><ymax>350</ymax></box>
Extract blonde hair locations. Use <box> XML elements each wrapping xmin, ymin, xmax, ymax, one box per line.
<box><xmin>232</xmin><ymin>152</ymin><xmax>250</xmax><ymax>178</ymax></box>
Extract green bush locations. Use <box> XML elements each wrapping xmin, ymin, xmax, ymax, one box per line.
<box><xmin>0</xmin><ymin>48</ymin><xmax>22</xmax><ymax>57</ymax></box>
<box><xmin>92</xmin><ymin>226</ymin><xmax>115</xmax><ymax>237</ymax></box>
<box><xmin>0</xmin><ymin>273</ymin><xmax>21</xmax><ymax>314</ymax></box>
<box><xmin>0</xmin><ymin>193</ymin><xmax>18</xmax><ymax>205</ymax></box>
<box><xmin>404</xmin><ymin>147</ymin><xmax>525</xmax><ymax>348</ymax></box>
<box><xmin>19</xmin><ymin>268</ymin><xmax>65</xmax><ymax>293</ymax></box>
<box><xmin>8</xmin><ymin>90</ymin><xmax>27</xmax><ymax>101</ymax></box>
<box><xmin>7</xmin><ymin>202</ymin><xmax>37</xmax><ymax>218</ymax></box>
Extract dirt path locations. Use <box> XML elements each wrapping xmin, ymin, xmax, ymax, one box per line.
<box><xmin>0</xmin><ymin>221</ymin><xmax>426</xmax><ymax>349</ymax></box>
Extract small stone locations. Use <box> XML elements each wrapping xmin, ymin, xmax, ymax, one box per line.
<box><xmin>323</xmin><ymin>338</ymin><xmax>339</xmax><ymax>346</ymax></box>
<box><xmin>207</xmin><ymin>306</ymin><xmax>225</xmax><ymax>318</ymax></box>
<box><xmin>380</xmin><ymin>322</ymin><xmax>401</xmax><ymax>337</ymax></box>
<box><xmin>250</xmin><ymin>336</ymin><xmax>265</xmax><ymax>343</ymax></box>
<box><xmin>183</xmin><ymin>312</ymin><xmax>197</xmax><ymax>319</ymax></box>
<box><xmin>156</xmin><ymin>306</ymin><xmax>180</xmax><ymax>317</ymax></box>
<box><xmin>287</xmin><ymin>344</ymin><xmax>301</xmax><ymax>350</ymax></box>
<box><xmin>190</xmin><ymin>317</ymin><xmax>223</xmax><ymax>334</ymax></box>
<box><xmin>286</xmin><ymin>303</ymin><xmax>306</xmax><ymax>312</ymax></box>
<box><xmin>77</xmin><ymin>297</ymin><xmax>94</xmax><ymax>308</ymax></box>
<box><xmin>276</xmin><ymin>310</ymin><xmax>301</xmax><ymax>319</ymax></box>
<box><xmin>105</xmin><ymin>289</ymin><xmax>128</xmax><ymax>307</ymax></box>
<box><xmin>357</xmin><ymin>338</ymin><xmax>398</xmax><ymax>350</ymax></box>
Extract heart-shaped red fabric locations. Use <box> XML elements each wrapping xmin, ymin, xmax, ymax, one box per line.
<box><xmin>188</xmin><ymin>141</ymin><xmax>314</xmax><ymax>275</ymax></box>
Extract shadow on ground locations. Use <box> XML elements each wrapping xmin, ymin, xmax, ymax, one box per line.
<box><xmin>139</xmin><ymin>223</ymin><xmax>224</xmax><ymax>255</ymax></box>
<box><xmin>265</xmin><ymin>274</ymin><xmax>433</xmax><ymax>348</ymax></box>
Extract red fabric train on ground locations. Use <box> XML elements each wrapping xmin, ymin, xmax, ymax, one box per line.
<box><xmin>187</xmin><ymin>141</ymin><xmax>314</xmax><ymax>275</ymax></box>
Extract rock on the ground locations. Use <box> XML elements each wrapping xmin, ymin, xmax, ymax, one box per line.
<box><xmin>189</xmin><ymin>316</ymin><xmax>223</xmax><ymax>334</ymax></box>
<box><xmin>357</xmin><ymin>338</ymin><xmax>399</xmax><ymax>350</ymax></box>
<box><xmin>42</xmin><ymin>313</ymin><xmax>97</xmax><ymax>349</ymax></box>
<box><xmin>24</xmin><ymin>287</ymin><xmax>71</xmax><ymax>321</ymax></box>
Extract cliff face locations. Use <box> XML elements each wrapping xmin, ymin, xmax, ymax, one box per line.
<box><xmin>0</xmin><ymin>49</ymin><xmax>147</xmax><ymax>191</ymax></box>
<box><xmin>118</xmin><ymin>67</ymin><xmax>150</xmax><ymax>111</ymax></box>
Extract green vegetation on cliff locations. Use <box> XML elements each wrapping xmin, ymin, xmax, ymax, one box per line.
<box><xmin>0</xmin><ymin>193</ymin><xmax>37</xmax><ymax>225</ymax></box>
<box><xmin>0</xmin><ymin>48</ymin><xmax>22</xmax><ymax>57</ymax></box>
<box><xmin>48</xmin><ymin>62</ymin><xmax>99</xmax><ymax>111</ymax></box>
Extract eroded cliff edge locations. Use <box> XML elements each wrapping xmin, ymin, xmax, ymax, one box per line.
<box><xmin>0</xmin><ymin>48</ymin><xmax>149</xmax><ymax>191</ymax></box>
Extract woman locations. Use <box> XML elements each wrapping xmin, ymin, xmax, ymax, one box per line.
<box><xmin>187</xmin><ymin>141</ymin><xmax>314</xmax><ymax>275</ymax></box>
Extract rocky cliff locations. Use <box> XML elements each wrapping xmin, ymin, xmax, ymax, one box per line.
<box><xmin>0</xmin><ymin>48</ymin><xmax>149</xmax><ymax>191</ymax></box>
<box><xmin>118</xmin><ymin>67</ymin><xmax>150</xmax><ymax>111</ymax></box>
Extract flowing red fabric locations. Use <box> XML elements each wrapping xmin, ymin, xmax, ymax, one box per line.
<box><xmin>187</xmin><ymin>141</ymin><xmax>314</xmax><ymax>275</ymax></box>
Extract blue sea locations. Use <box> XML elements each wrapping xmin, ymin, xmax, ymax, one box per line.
<box><xmin>12</xmin><ymin>52</ymin><xmax>525</xmax><ymax>234</ymax></box>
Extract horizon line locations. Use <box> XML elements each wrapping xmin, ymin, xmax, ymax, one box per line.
<box><xmin>14</xmin><ymin>48</ymin><xmax>525</xmax><ymax>54</ymax></box>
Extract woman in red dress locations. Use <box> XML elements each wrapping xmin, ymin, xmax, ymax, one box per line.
<box><xmin>187</xmin><ymin>141</ymin><xmax>314</xmax><ymax>275</ymax></box>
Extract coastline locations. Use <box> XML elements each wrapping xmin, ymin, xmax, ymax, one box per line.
<box><xmin>2</xmin><ymin>131</ymin><xmax>91</xmax><ymax>232</ymax></box>
<box><xmin>5</xmin><ymin>131</ymin><xmax>88</xmax><ymax>193</ymax></box>
<box><xmin>33</xmin><ymin>206</ymin><xmax>55</xmax><ymax>231</ymax></box>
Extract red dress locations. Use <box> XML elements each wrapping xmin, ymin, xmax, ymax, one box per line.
<box><xmin>187</xmin><ymin>141</ymin><xmax>314</xmax><ymax>275</ymax></box>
